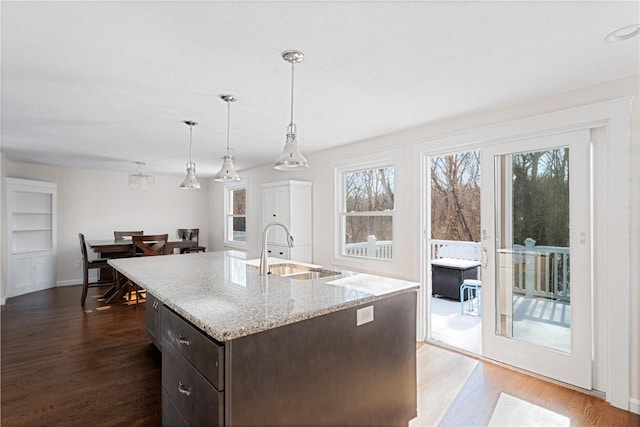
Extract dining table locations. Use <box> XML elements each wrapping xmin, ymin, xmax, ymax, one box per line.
<box><xmin>87</xmin><ymin>238</ymin><xmax>200</xmax><ymax>303</ymax></box>
<box><xmin>87</xmin><ymin>238</ymin><xmax>199</xmax><ymax>255</ymax></box>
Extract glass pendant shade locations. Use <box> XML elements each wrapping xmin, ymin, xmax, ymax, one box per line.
<box><xmin>214</xmin><ymin>155</ymin><xmax>241</xmax><ymax>181</ymax></box>
<box><xmin>275</xmin><ymin>50</ymin><xmax>309</xmax><ymax>170</ymax></box>
<box><xmin>129</xmin><ymin>173</ymin><xmax>154</xmax><ymax>191</ymax></box>
<box><xmin>180</xmin><ymin>161</ymin><xmax>201</xmax><ymax>189</ymax></box>
<box><xmin>180</xmin><ymin>120</ymin><xmax>201</xmax><ymax>189</ymax></box>
<box><xmin>274</xmin><ymin>124</ymin><xmax>309</xmax><ymax>169</ymax></box>
<box><xmin>214</xmin><ymin>94</ymin><xmax>241</xmax><ymax>182</ymax></box>
<box><xmin>128</xmin><ymin>161</ymin><xmax>154</xmax><ymax>191</ymax></box>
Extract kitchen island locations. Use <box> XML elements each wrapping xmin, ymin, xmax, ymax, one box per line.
<box><xmin>109</xmin><ymin>250</ymin><xmax>419</xmax><ymax>427</ymax></box>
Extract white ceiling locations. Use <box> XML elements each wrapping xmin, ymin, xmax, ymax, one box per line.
<box><xmin>1</xmin><ymin>1</ymin><xmax>638</xmax><ymax>177</ymax></box>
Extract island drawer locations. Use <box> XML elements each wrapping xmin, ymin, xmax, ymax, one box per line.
<box><xmin>162</xmin><ymin>389</ymin><xmax>189</xmax><ymax>427</ymax></box>
<box><xmin>161</xmin><ymin>305</ymin><xmax>225</xmax><ymax>391</ymax></box>
<box><xmin>162</xmin><ymin>343</ymin><xmax>223</xmax><ymax>427</ymax></box>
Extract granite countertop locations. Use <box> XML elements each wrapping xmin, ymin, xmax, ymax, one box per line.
<box><xmin>108</xmin><ymin>250</ymin><xmax>418</xmax><ymax>342</ymax></box>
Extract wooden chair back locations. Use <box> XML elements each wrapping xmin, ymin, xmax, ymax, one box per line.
<box><xmin>79</xmin><ymin>233</ymin><xmax>113</xmax><ymax>305</ymax></box>
<box><xmin>132</xmin><ymin>234</ymin><xmax>168</xmax><ymax>256</ymax></box>
<box><xmin>177</xmin><ymin>228</ymin><xmax>199</xmax><ymax>244</ymax></box>
<box><xmin>79</xmin><ymin>232</ymin><xmax>90</xmax><ymax>265</ymax></box>
<box><xmin>114</xmin><ymin>230</ymin><xmax>144</xmax><ymax>240</ymax></box>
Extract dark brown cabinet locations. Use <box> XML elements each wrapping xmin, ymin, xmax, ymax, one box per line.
<box><xmin>145</xmin><ymin>292</ymin><xmax>162</xmax><ymax>351</ymax></box>
<box><xmin>162</xmin><ymin>341</ymin><xmax>223</xmax><ymax>426</ymax></box>
<box><xmin>161</xmin><ymin>305</ymin><xmax>224</xmax><ymax>427</ymax></box>
<box><xmin>154</xmin><ymin>292</ymin><xmax>417</xmax><ymax>426</ymax></box>
<box><xmin>226</xmin><ymin>291</ymin><xmax>417</xmax><ymax>426</ymax></box>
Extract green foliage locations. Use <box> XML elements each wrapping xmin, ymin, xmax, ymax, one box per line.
<box><xmin>512</xmin><ymin>148</ymin><xmax>569</xmax><ymax>247</ymax></box>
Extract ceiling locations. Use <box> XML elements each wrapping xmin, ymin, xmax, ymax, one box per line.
<box><xmin>1</xmin><ymin>1</ymin><xmax>638</xmax><ymax>177</ymax></box>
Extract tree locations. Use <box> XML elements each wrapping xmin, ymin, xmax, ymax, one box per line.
<box><xmin>431</xmin><ymin>151</ymin><xmax>480</xmax><ymax>242</ymax></box>
<box><xmin>512</xmin><ymin>148</ymin><xmax>569</xmax><ymax>247</ymax></box>
<box><xmin>345</xmin><ymin>167</ymin><xmax>394</xmax><ymax>244</ymax></box>
<box><xmin>429</xmin><ymin>147</ymin><xmax>569</xmax><ymax>251</ymax></box>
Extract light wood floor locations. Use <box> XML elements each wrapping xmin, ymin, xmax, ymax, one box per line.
<box><xmin>412</xmin><ymin>343</ymin><xmax>639</xmax><ymax>426</ymax></box>
<box><xmin>2</xmin><ymin>286</ymin><xmax>638</xmax><ymax>426</ymax></box>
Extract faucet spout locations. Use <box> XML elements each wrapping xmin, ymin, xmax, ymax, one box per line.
<box><xmin>260</xmin><ymin>222</ymin><xmax>294</xmax><ymax>275</ymax></box>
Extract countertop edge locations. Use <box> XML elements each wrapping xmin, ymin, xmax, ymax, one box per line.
<box><xmin>163</xmin><ymin>286</ymin><xmax>419</xmax><ymax>342</ymax></box>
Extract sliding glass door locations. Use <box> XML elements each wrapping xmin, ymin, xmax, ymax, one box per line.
<box><xmin>481</xmin><ymin>129</ymin><xmax>591</xmax><ymax>389</ymax></box>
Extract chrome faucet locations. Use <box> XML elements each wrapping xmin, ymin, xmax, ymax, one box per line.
<box><xmin>260</xmin><ymin>222</ymin><xmax>294</xmax><ymax>275</ymax></box>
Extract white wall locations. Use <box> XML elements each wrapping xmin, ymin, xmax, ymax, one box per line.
<box><xmin>1</xmin><ymin>75</ymin><xmax>637</xmax><ymax>410</ymax></box>
<box><xmin>1</xmin><ymin>162</ymin><xmax>210</xmax><ymax>292</ymax></box>
<box><xmin>208</xmin><ymin>75</ymin><xmax>639</xmax><ymax>410</ymax></box>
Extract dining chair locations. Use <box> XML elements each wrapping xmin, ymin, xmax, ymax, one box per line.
<box><xmin>110</xmin><ymin>230</ymin><xmax>144</xmax><ymax>259</ymax></box>
<box><xmin>132</xmin><ymin>234</ymin><xmax>169</xmax><ymax>256</ymax></box>
<box><xmin>177</xmin><ymin>228</ymin><xmax>206</xmax><ymax>253</ymax></box>
<box><xmin>125</xmin><ymin>234</ymin><xmax>169</xmax><ymax>306</ymax></box>
<box><xmin>114</xmin><ymin>230</ymin><xmax>144</xmax><ymax>240</ymax></box>
<box><xmin>79</xmin><ymin>233</ymin><xmax>114</xmax><ymax>305</ymax></box>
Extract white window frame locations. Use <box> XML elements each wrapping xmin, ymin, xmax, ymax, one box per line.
<box><xmin>223</xmin><ymin>179</ymin><xmax>247</xmax><ymax>249</ymax></box>
<box><xmin>332</xmin><ymin>149</ymin><xmax>403</xmax><ymax>275</ymax></box>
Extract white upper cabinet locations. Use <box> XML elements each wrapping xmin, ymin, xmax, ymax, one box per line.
<box><xmin>262</xmin><ymin>180</ymin><xmax>312</xmax><ymax>262</ymax></box>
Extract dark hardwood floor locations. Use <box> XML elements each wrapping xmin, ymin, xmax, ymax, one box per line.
<box><xmin>1</xmin><ymin>285</ymin><xmax>161</xmax><ymax>426</ymax></box>
<box><xmin>2</xmin><ymin>286</ymin><xmax>639</xmax><ymax>426</ymax></box>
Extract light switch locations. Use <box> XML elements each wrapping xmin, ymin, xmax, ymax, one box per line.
<box><xmin>356</xmin><ymin>305</ymin><xmax>374</xmax><ymax>326</ymax></box>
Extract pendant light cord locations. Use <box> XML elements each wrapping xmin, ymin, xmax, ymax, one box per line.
<box><xmin>226</xmin><ymin>100</ymin><xmax>231</xmax><ymax>156</ymax></box>
<box><xmin>188</xmin><ymin>123</ymin><xmax>193</xmax><ymax>163</ymax></box>
<box><xmin>290</xmin><ymin>61</ymin><xmax>295</xmax><ymax>125</ymax></box>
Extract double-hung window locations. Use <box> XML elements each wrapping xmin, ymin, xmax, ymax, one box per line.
<box><xmin>334</xmin><ymin>150</ymin><xmax>399</xmax><ymax>263</ymax></box>
<box><xmin>224</xmin><ymin>180</ymin><xmax>247</xmax><ymax>247</ymax></box>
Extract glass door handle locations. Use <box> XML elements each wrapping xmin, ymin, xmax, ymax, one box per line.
<box><xmin>482</xmin><ymin>246</ymin><xmax>488</xmax><ymax>268</ymax></box>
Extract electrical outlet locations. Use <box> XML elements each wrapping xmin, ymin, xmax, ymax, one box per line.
<box><xmin>74</xmin><ymin>260</ymin><xmax>82</xmax><ymax>268</ymax></box>
<box><xmin>356</xmin><ymin>305</ymin><xmax>374</xmax><ymax>326</ymax></box>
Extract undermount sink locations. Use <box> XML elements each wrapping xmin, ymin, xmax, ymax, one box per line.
<box><xmin>267</xmin><ymin>264</ymin><xmax>310</xmax><ymax>276</ymax></box>
<box><xmin>267</xmin><ymin>263</ymin><xmax>341</xmax><ymax>280</ymax></box>
<box><xmin>286</xmin><ymin>271</ymin><xmax>337</xmax><ymax>280</ymax></box>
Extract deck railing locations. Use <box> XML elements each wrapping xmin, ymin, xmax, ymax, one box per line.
<box><xmin>430</xmin><ymin>238</ymin><xmax>570</xmax><ymax>300</ymax></box>
<box><xmin>345</xmin><ymin>235</ymin><xmax>393</xmax><ymax>259</ymax></box>
<box><xmin>508</xmin><ymin>238</ymin><xmax>570</xmax><ymax>301</ymax></box>
<box><xmin>430</xmin><ymin>239</ymin><xmax>481</xmax><ymax>261</ymax></box>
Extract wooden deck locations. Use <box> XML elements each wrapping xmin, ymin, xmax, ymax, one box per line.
<box><xmin>2</xmin><ymin>285</ymin><xmax>638</xmax><ymax>426</ymax></box>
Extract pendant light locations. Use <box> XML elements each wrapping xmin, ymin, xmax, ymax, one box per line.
<box><xmin>214</xmin><ymin>94</ymin><xmax>241</xmax><ymax>182</ymax></box>
<box><xmin>128</xmin><ymin>161</ymin><xmax>154</xmax><ymax>191</ymax></box>
<box><xmin>180</xmin><ymin>120</ymin><xmax>201</xmax><ymax>189</ymax></box>
<box><xmin>274</xmin><ymin>49</ymin><xmax>309</xmax><ymax>170</ymax></box>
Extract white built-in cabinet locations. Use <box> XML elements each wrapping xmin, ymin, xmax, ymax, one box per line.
<box><xmin>6</xmin><ymin>178</ymin><xmax>57</xmax><ymax>298</ymax></box>
<box><xmin>262</xmin><ymin>180</ymin><xmax>312</xmax><ymax>263</ymax></box>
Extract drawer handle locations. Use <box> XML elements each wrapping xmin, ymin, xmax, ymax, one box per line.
<box><xmin>178</xmin><ymin>382</ymin><xmax>192</xmax><ymax>397</ymax></box>
<box><xmin>178</xmin><ymin>335</ymin><xmax>191</xmax><ymax>346</ymax></box>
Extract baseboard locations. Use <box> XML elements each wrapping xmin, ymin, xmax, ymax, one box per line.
<box><xmin>630</xmin><ymin>398</ymin><xmax>640</xmax><ymax>415</ymax></box>
<box><xmin>57</xmin><ymin>280</ymin><xmax>81</xmax><ymax>287</ymax></box>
